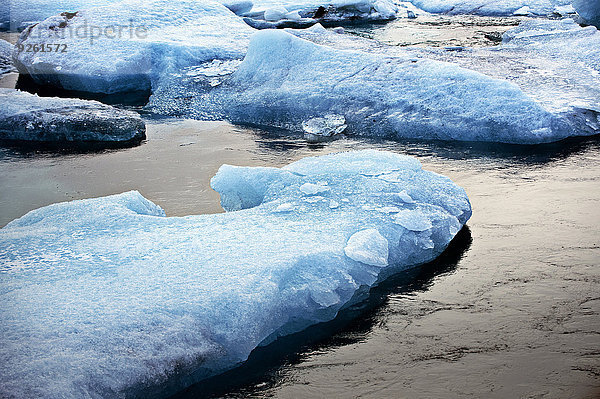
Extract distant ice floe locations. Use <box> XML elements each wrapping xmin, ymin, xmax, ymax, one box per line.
<box><xmin>150</xmin><ymin>27</ymin><xmax>599</xmax><ymax>144</ymax></box>
<box><xmin>407</xmin><ymin>0</ymin><xmax>573</xmax><ymax>16</ymax></box>
<box><xmin>13</xmin><ymin>0</ymin><xmax>256</xmax><ymax>94</ymax></box>
<box><xmin>0</xmin><ymin>88</ymin><xmax>145</xmax><ymax>143</ymax></box>
<box><xmin>0</xmin><ymin>150</ymin><xmax>471</xmax><ymax>398</ymax></box>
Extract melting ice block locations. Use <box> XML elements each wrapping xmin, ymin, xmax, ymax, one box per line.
<box><xmin>185</xmin><ymin>29</ymin><xmax>595</xmax><ymax>144</ymax></box>
<box><xmin>0</xmin><ymin>150</ymin><xmax>471</xmax><ymax>398</ymax></box>
<box><xmin>0</xmin><ymin>88</ymin><xmax>145</xmax><ymax>143</ymax></box>
<box><xmin>13</xmin><ymin>0</ymin><xmax>255</xmax><ymax>94</ymax></box>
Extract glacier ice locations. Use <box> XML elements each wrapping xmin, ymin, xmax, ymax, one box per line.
<box><xmin>13</xmin><ymin>0</ymin><xmax>255</xmax><ymax>94</ymax></box>
<box><xmin>0</xmin><ymin>88</ymin><xmax>145</xmax><ymax>143</ymax></box>
<box><xmin>164</xmin><ymin>29</ymin><xmax>597</xmax><ymax>144</ymax></box>
<box><xmin>0</xmin><ymin>150</ymin><xmax>471</xmax><ymax>398</ymax></box>
<box><xmin>408</xmin><ymin>0</ymin><xmax>572</xmax><ymax>16</ymax></box>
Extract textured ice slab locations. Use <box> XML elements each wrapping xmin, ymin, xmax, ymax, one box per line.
<box><xmin>171</xmin><ymin>29</ymin><xmax>596</xmax><ymax>144</ymax></box>
<box><xmin>0</xmin><ymin>150</ymin><xmax>471</xmax><ymax>398</ymax></box>
<box><xmin>0</xmin><ymin>88</ymin><xmax>145</xmax><ymax>143</ymax></box>
<box><xmin>408</xmin><ymin>0</ymin><xmax>571</xmax><ymax>16</ymax></box>
<box><xmin>13</xmin><ymin>0</ymin><xmax>255</xmax><ymax>94</ymax></box>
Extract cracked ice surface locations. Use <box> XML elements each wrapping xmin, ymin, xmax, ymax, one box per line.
<box><xmin>0</xmin><ymin>150</ymin><xmax>470</xmax><ymax>398</ymax></box>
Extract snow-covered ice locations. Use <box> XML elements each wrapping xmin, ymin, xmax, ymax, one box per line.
<box><xmin>0</xmin><ymin>88</ymin><xmax>145</xmax><ymax>143</ymax></box>
<box><xmin>13</xmin><ymin>0</ymin><xmax>255</xmax><ymax>94</ymax></box>
<box><xmin>159</xmin><ymin>29</ymin><xmax>597</xmax><ymax>144</ymax></box>
<box><xmin>408</xmin><ymin>0</ymin><xmax>572</xmax><ymax>16</ymax></box>
<box><xmin>0</xmin><ymin>150</ymin><xmax>470</xmax><ymax>398</ymax></box>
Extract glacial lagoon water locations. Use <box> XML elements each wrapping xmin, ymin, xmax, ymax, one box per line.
<box><xmin>0</xmin><ymin>118</ymin><xmax>598</xmax><ymax>398</ymax></box>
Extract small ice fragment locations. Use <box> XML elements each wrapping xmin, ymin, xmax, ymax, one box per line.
<box><xmin>264</xmin><ymin>7</ymin><xmax>288</xmax><ymax>21</ymax></box>
<box><xmin>302</xmin><ymin>114</ymin><xmax>346</xmax><ymax>142</ymax></box>
<box><xmin>513</xmin><ymin>6</ymin><xmax>530</xmax><ymax>15</ymax></box>
<box><xmin>344</xmin><ymin>229</ymin><xmax>389</xmax><ymax>267</ymax></box>
<box><xmin>393</xmin><ymin>209</ymin><xmax>432</xmax><ymax>231</ymax></box>
<box><xmin>332</xmin><ymin>27</ymin><xmax>345</xmax><ymax>34</ymax></box>
<box><xmin>329</xmin><ymin>200</ymin><xmax>340</xmax><ymax>209</ymax></box>
<box><xmin>285</xmin><ymin>10</ymin><xmax>302</xmax><ymax>20</ymax></box>
<box><xmin>407</xmin><ymin>10</ymin><xmax>416</xmax><ymax>18</ymax></box>
<box><xmin>274</xmin><ymin>203</ymin><xmax>294</xmax><ymax>212</ymax></box>
<box><xmin>397</xmin><ymin>190</ymin><xmax>414</xmax><ymax>203</ymax></box>
<box><xmin>300</xmin><ymin>182</ymin><xmax>329</xmax><ymax>195</ymax></box>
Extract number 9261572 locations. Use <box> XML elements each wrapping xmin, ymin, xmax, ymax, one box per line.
<box><xmin>16</xmin><ymin>43</ymin><xmax>67</xmax><ymax>53</ymax></box>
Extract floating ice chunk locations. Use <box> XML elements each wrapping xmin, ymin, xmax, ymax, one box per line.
<box><xmin>264</xmin><ymin>6</ymin><xmax>289</xmax><ymax>20</ymax></box>
<box><xmin>300</xmin><ymin>182</ymin><xmax>330</xmax><ymax>195</ymax></box>
<box><xmin>302</xmin><ymin>114</ymin><xmax>347</xmax><ymax>142</ymax></box>
<box><xmin>192</xmin><ymin>29</ymin><xmax>594</xmax><ymax>144</ymax></box>
<box><xmin>329</xmin><ymin>200</ymin><xmax>340</xmax><ymax>209</ymax></box>
<box><xmin>0</xmin><ymin>88</ymin><xmax>145</xmax><ymax>144</ymax></box>
<box><xmin>220</xmin><ymin>0</ymin><xmax>254</xmax><ymax>14</ymax></box>
<box><xmin>393</xmin><ymin>209</ymin><xmax>433</xmax><ymax>231</ymax></box>
<box><xmin>13</xmin><ymin>0</ymin><xmax>255</xmax><ymax>94</ymax></box>
<box><xmin>344</xmin><ymin>228</ymin><xmax>389</xmax><ymax>267</ymax></box>
<box><xmin>0</xmin><ymin>150</ymin><xmax>471</xmax><ymax>398</ymax></box>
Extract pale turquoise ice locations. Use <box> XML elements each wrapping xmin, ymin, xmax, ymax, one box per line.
<box><xmin>0</xmin><ymin>150</ymin><xmax>470</xmax><ymax>398</ymax></box>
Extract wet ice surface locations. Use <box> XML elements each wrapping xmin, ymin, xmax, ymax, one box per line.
<box><xmin>0</xmin><ymin>119</ymin><xmax>598</xmax><ymax>398</ymax></box>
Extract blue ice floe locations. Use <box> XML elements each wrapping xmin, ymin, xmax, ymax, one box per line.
<box><xmin>157</xmin><ymin>29</ymin><xmax>598</xmax><ymax>144</ymax></box>
<box><xmin>0</xmin><ymin>150</ymin><xmax>470</xmax><ymax>398</ymax></box>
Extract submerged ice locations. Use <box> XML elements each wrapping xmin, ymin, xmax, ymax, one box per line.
<box><xmin>0</xmin><ymin>88</ymin><xmax>145</xmax><ymax>143</ymax></box>
<box><xmin>0</xmin><ymin>150</ymin><xmax>471</xmax><ymax>398</ymax></box>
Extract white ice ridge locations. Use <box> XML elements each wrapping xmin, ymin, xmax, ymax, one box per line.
<box><xmin>0</xmin><ymin>150</ymin><xmax>471</xmax><ymax>398</ymax></box>
<box><xmin>0</xmin><ymin>88</ymin><xmax>145</xmax><ymax>143</ymax></box>
<box><xmin>13</xmin><ymin>0</ymin><xmax>256</xmax><ymax>94</ymax></box>
<box><xmin>181</xmin><ymin>29</ymin><xmax>597</xmax><ymax>144</ymax></box>
<box><xmin>408</xmin><ymin>0</ymin><xmax>572</xmax><ymax>16</ymax></box>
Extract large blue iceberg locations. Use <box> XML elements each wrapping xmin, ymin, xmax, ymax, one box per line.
<box><xmin>151</xmin><ymin>28</ymin><xmax>598</xmax><ymax>144</ymax></box>
<box><xmin>0</xmin><ymin>150</ymin><xmax>471</xmax><ymax>398</ymax></box>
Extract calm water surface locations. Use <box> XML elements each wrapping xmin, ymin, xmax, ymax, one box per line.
<box><xmin>0</xmin><ymin>118</ymin><xmax>598</xmax><ymax>398</ymax></box>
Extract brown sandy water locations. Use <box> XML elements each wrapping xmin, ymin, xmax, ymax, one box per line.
<box><xmin>0</xmin><ymin>119</ymin><xmax>598</xmax><ymax>398</ymax></box>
